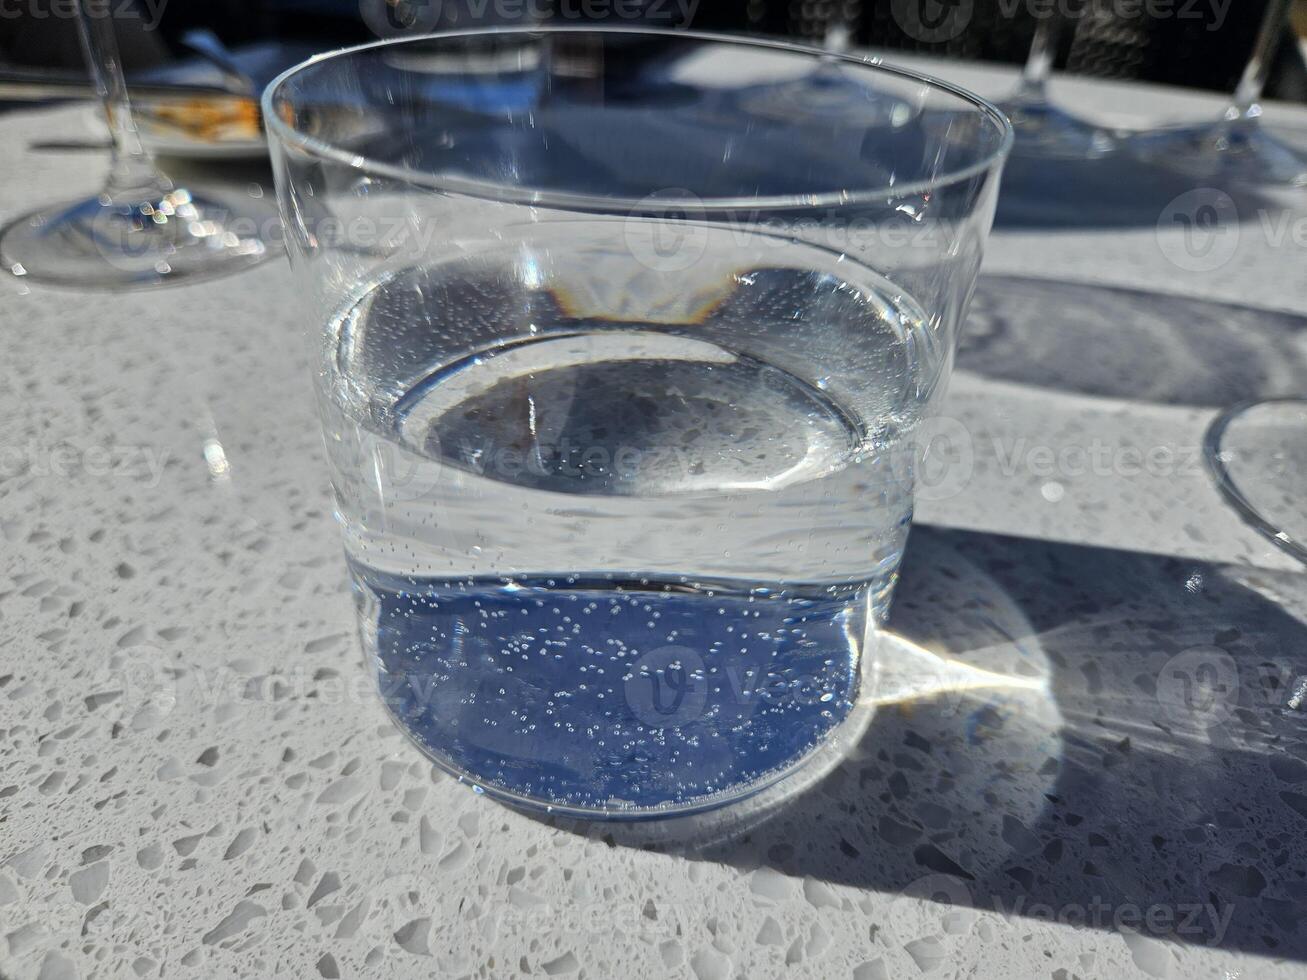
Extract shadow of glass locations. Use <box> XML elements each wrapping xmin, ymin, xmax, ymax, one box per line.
<box><xmin>960</xmin><ymin>275</ymin><xmax>1307</xmax><ymax>406</ymax></box>
<box><xmin>546</xmin><ymin>526</ymin><xmax>1307</xmax><ymax>963</ymax></box>
<box><xmin>993</xmin><ymin>151</ymin><xmax>1280</xmax><ymax>231</ymax></box>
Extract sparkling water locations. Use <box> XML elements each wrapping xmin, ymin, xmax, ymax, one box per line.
<box><xmin>319</xmin><ymin>241</ymin><xmax>941</xmax><ymax>814</ymax></box>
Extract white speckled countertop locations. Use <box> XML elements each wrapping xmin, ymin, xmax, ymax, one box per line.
<box><xmin>3</xmin><ymin>57</ymin><xmax>1307</xmax><ymax>980</ymax></box>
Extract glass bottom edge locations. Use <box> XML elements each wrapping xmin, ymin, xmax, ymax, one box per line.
<box><xmin>376</xmin><ymin>679</ymin><xmax>878</xmax><ymax>823</ymax></box>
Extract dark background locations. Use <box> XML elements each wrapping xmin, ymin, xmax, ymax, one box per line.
<box><xmin>0</xmin><ymin>0</ymin><xmax>1304</xmax><ymax>100</ymax></box>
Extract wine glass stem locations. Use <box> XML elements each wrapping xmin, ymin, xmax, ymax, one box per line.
<box><xmin>1231</xmin><ymin>0</ymin><xmax>1293</xmax><ymax>119</ymax></box>
<box><xmin>75</xmin><ymin>0</ymin><xmax>169</xmax><ymax>202</ymax></box>
<box><xmin>1017</xmin><ymin>15</ymin><xmax>1065</xmax><ymax>100</ymax></box>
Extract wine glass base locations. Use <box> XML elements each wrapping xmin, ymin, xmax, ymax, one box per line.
<box><xmin>995</xmin><ymin>96</ymin><xmax>1115</xmax><ymax>159</ymax></box>
<box><xmin>1205</xmin><ymin>398</ymin><xmax>1307</xmax><ymax>564</ymax></box>
<box><xmin>738</xmin><ymin>68</ymin><xmax>913</xmax><ymax>127</ymax></box>
<box><xmin>1128</xmin><ymin>119</ymin><xmax>1307</xmax><ymax>187</ymax></box>
<box><xmin>0</xmin><ymin>187</ymin><xmax>273</xmax><ymax>289</ymax></box>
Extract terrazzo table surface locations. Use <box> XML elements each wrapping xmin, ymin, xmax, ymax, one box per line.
<box><xmin>3</xmin><ymin>57</ymin><xmax>1307</xmax><ymax>980</ymax></box>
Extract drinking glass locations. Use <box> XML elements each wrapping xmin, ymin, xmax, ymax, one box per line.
<box><xmin>1128</xmin><ymin>0</ymin><xmax>1307</xmax><ymax>186</ymax></box>
<box><xmin>995</xmin><ymin>13</ymin><xmax>1115</xmax><ymax>158</ymax></box>
<box><xmin>265</xmin><ymin>28</ymin><xmax>1011</xmax><ymax>818</ymax></box>
<box><xmin>1206</xmin><ymin>399</ymin><xmax>1307</xmax><ymax>563</ymax></box>
<box><xmin>0</xmin><ymin>0</ymin><xmax>268</xmax><ymax>287</ymax></box>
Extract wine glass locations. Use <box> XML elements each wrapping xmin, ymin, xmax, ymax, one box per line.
<box><xmin>733</xmin><ymin>12</ymin><xmax>914</xmax><ymax>129</ymax></box>
<box><xmin>1128</xmin><ymin>0</ymin><xmax>1307</xmax><ymax>186</ymax></box>
<box><xmin>1206</xmin><ymin>399</ymin><xmax>1307</xmax><ymax>563</ymax></box>
<box><xmin>0</xmin><ymin>0</ymin><xmax>269</xmax><ymax>288</ymax></box>
<box><xmin>994</xmin><ymin>13</ymin><xmax>1115</xmax><ymax>159</ymax></box>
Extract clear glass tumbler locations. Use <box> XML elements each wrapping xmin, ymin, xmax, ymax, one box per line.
<box><xmin>265</xmin><ymin>29</ymin><xmax>1011</xmax><ymax>818</ymax></box>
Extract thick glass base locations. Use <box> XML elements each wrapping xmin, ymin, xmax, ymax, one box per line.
<box><xmin>995</xmin><ymin>94</ymin><xmax>1115</xmax><ymax>159</ymax></box>
<box><xmin>1128</xmin><ymin>118</ymin><xmax>1307</xmax><ymax>187</ymax></box>
<box><xmin>0</xmin><ymin>187</ymin><xmax>271</xmax><ymax>288</ymax></box>
<box><xmin>360</xmin><ymin>570</ymin><xmax>882</xmax><ymax>820</ymax></box>
<box><xmin>1205</xmin><ymin>398</ymin><xmax>1307</xmax><ymax>564</ymax></box>
<box><xmin>379</xmin><ymin>685</ymin><xmax>877</xmax><ymax>823</ymax></box>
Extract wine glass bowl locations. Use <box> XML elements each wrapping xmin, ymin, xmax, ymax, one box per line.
<box><xmin>1206</xmin><ymin>399</ymin><xmax>1307</xmax><ymax>563</ymax></box>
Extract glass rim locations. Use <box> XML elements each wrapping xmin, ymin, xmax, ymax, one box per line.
<box><xmin>262</xmin><ymin>26</ymin><xmax>1014</xmax><ymax>212</ymax></box>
